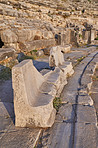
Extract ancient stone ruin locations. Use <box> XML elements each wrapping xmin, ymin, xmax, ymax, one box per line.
<box><xmin>0</xmin><ymin>0</ymin><xmax>98</xmax><ymax>147</ymax></box>
<box><xmin>12</xmin><ymin>47</ymin><xmax>74</xmax><ymax>127</ymax></box>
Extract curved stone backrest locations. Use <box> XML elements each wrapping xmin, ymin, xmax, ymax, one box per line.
<box><xmin>12</xmin><ymin>59</ymin><xmax>44</xmax><ymax>106</ymax></box>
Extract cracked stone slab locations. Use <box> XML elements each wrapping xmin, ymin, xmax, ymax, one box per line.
<box><xmin>55</xmin><ymin>104</ymin><xmax>75</xmax><ymax>123</ymax></box>
<box><xmin>0</xmin><ymin>79</ymin><xmax>13</xmax><ymax>103</ymax></box>
<box><xmin>74</xmin><ymin>123</ymin><xmax>98</xmax><ymax>148</ymax></box>
<box><xmin>42</xmin><ymin>123</ymin><xmax>72</xmax><ymax>148</ymax></box>
<box><xmin>81</xmin><ymin>74</ymin><xmax>92</xmax><ymax>85</ymax></box>
<box><xmin>0</xmin><ymin>116</ymin><xmax>13</xmax><ymax>138</ymax></box>
<box><xmin>77</xmin><ymin>105</ymin><xmax>97</xmax><ymax>124</ymax></box>
<box><xmin>75</xmin><ymin>64</ymin><xmax>86</xmax><ymax>71</ymax></box>
<box><xmin>78</xmin><ymin>95</ymin><xmax>93</xmax><ymax>106</ymax></box>
<box><xmin>0</xmin><ymin>102</ymin><xmax>14</xmax><ymax>118</ymax></box>
<box><xmin>0</xmin><ymin>125</ymin><xmax>41</xmax><ymax>148</ymax></box>
<box><xmin>88</xmin><ymin>52</ymin><xmax>98</xmax><ymax>57</ymax></box>
<box><xmin>61</xmin><ymin>90</ymin><xmax>77</xmax><ymax>104</ymax></box>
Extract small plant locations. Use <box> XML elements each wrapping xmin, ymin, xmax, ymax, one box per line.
<box><xmin>53</xmin><ymin>97</ymin><xmax>62</xmax><ymax>112</ymax></box>
<box><xmin>92</xmin><ymin>75</ymin><xmax>98</xmax><ymax>81</ymax></box>
<box><xmin>95</xmin><ymin>68</ymin><xmax>98</xmax><ymax>71</ymax></box>
<box><xmin>77</xmin><ymin>56</ymin><xmax>86</xmax><ymax>63</ymax></box>
<box><xmin>17</xmin><ymin>8</ymin><xmax>19</xmax><ymax>11</ymax></box>
<box><xmin>79</xmin><ymin>34</ymin><xmax>82</xmax><ymax>38</ymax></box>
<box><xmin>32</xmin><ymin>50</ymin><xmax>37</xmax><ymax>53</ymax></box>
<box><xmin>88</xmin><ymin>0</ymin><xmax>91</xmax><ymax>2</ymax></box>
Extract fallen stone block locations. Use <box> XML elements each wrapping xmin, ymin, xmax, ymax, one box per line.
<box><xmin>12</xmin><ymin>60</ymin><xmax>56</xmax><ymax>128</ymax></box>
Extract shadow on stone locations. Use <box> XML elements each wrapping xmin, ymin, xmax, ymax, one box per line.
<box><xmin>33</xmin><ymin>60</ymin><xmax>50</xmax><ymax>71</ymax></box>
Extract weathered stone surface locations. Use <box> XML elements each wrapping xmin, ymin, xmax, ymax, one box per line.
<box><xmin>40</xmin><ymin>81</ymin><xmax>57</xmax><ymax>97</ymax></box>
<box><xmin>0</xmin><ymin>102</ymin><xmax>14</xmax><ymax>118</ymax></box>
<box><xmin>59</xmin><ymin>62</ymin><xmax>74</xmax><ymax>76</ymax></box>
<box><xmin>82</xmin><ymin>30</ymin><xmax>91</xmax><ymax>44</ymax></box>
<box><xmin>19</xmin><ymin>39</ymin><xmax>56</xmax><ymax>51</ymax></box>
<box><xmin>56</xmin><ymin>33</ymin><xmax>66</xmax><ymax>46</ymax></box>
<box><xmin>42</xmin><ymin>31</ymin><xmax>54</xmax><ymax>39</ymax></box>
<box><xmin>46</xmin><ymin>62</ymin><xmax>74</xmax><ymax>96</ymax></box>
<box><xmin>78</xmin><ymin>95</ymin><xmax>93</xmax><ymax>106</ymax></box>
<box><xmin>0</xmin><ymin>79</ymin><xmax>13</xmax><ymax>103</ymax></box>
<box><xmin>61</xmin><ymin>44</ymin><xmax>71</xmax><ymax>53</ymax></box>
<box><xmin>43</xmin><ymin>47</ymin><xmax>51</xmax><ymax>55</ymax></box>
<box><xmin>49</xmin><ymin>46</ymin><xmax>64</xmax><ymax>67</ymax></box>
<box><xmin>42</xmin><ymin>122</ymin><xmax>72</xmax><ymax>148</ymax></box>
<box><xmin>56</xmin><ymin>104</ymin><xmax>75</xmax><ymax>122</ymax></box>
<box><xmin>4</xmin><ymin>43</ymin><xmax>19</xmax><ymax>51</ymax></box>
<box><xmin>0</xmin><ymin>48</ymin><xmax>15</xmax><ymax>61</ymax></box>
<box><xmin>12</xmin><ymin>59</ymin><xmax>56</xmax><ymax>128</ymax></box>
<box><xmin>74</xmin><ymin>123</ymin><xmax>98</xmax><ymax>148</ymax></box>
<box><xmin>1</xmin><ymin>29</ymin><xmax>18</xmax><ymax>43</ymax></box>
<box><xmin>91</xmin><ymin>29</ymin><xmax>96</xmax><ymax>41</ymax></box>
<box><xmin>77</xmin><ymin>105</ymin><xmax>97</xmax><ymax>124</ymax></box>
<box><xmin>0</xmin><ymin>123</ymin><xmax>42</xmax><ymax>148</ymax></box>
<box><xmin>46</xmin><ymin>67</ymin><xmax>67</xmax><ymax>96</ymax></box>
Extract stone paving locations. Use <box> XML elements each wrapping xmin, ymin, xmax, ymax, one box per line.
<box><xmin>90</xmin><ymin>64</ymin><xmax>98</xmax><ymax>123</ymax></box>
<box><xmin>39</xmin><ymin>47</ymin><xmax>98</xmax><ymax>148</ymax></box>
<box><xmin>0</xmin><ymin>46</ymin><xmax>98</xmax><ymax>147</ymax></box>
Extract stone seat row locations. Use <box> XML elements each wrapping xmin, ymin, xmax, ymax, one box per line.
<box><xmin>12</xmin><ymin>46</ymin><xmax>74</xmax><ymax>128</ymax></box>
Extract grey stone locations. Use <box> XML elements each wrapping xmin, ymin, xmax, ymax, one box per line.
<box><xmin>77</xmin><ymin>105</ymin><xmax>97</xmax><ymax>124</ymax></box>
<box><xmin>56</xmin><ymin>104</ymin><xmax>75</xmax><ymax>122</ymax></box>
<box><xmin>74</xmin><ymin>123</ymin><xmax>98</xmax><ymax>148</ymax></box>
<box><xmin>0</xmin><ymin>102</ymin><xmax>14</xmax><ymax>118</ymax></box>
<box><xmin>42</xmin><ymin>122</ymin><xmax>72</xmax><ymax>148</ymax></box>
<box><xmin>78</xmin><ymin>95</ymin><xmax>93</xmax><ymax>106</ymax></box>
